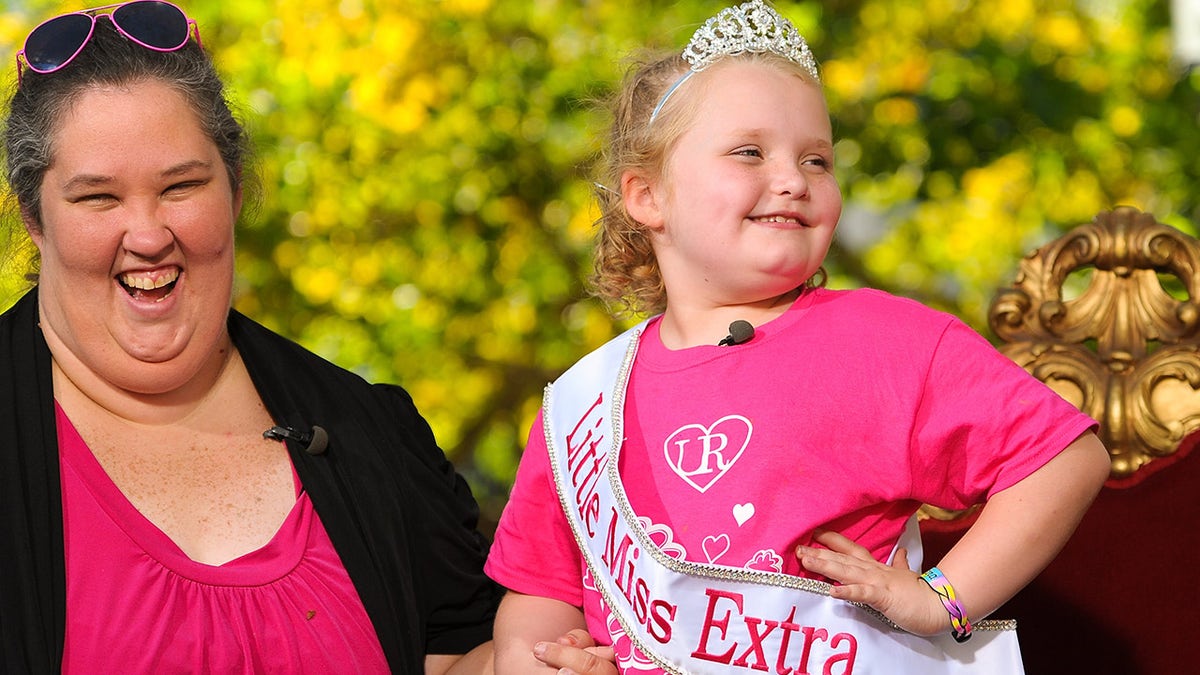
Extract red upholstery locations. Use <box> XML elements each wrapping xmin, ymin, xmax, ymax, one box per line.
<box><xmin>920</xmin><ymin>432</ymin><xmax>1200</xmax><ymax>673</ymax></box>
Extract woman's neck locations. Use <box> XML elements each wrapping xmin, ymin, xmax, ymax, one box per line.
<box><xmin>48</xmin><ymin>332</ymin><xmax>239</xmax><ymax>429</ymax></box>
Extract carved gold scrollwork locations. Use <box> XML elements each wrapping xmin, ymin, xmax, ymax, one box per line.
<box><xmin>987</xmin><ymin>206</ymin><xmax>1200</xmax><ymax>478</ymax></box>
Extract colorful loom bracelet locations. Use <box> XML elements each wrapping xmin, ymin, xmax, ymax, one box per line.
<box><xmin>920</xmin><ymin>567</ymin><xmax>973</xmax><ymax>643</ymax></box>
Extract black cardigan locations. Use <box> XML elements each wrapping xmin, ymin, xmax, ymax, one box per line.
<box><xmin>0</xmin><ymin>289</ymin><xmax>501</xmax><ymax>673</ymax></box>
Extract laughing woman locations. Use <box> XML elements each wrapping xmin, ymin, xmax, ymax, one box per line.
<box><xmin>0</xmin><ymin>3</ymin><xmax>505</xmax><ymax>673</ymax></box>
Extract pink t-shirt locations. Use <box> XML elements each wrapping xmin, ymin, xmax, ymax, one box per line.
<box><xmin>486</xmin><ymin>288</ymin><xmax>1097</xmax><ymax>672</ymax></box>
<box><xmin>57</xmin><ymin>405</ymin><xmax>390</xmax><ymax>674</ymax></box>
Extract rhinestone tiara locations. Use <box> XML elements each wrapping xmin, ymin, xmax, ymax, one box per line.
<box><xmin>648</xmin><ymin>1</ymin><xmax>819</xmax><ymax>123</ymax></box>
<box><xmin>681</xmin><ymin>0</ymin><xmax>819</xmax><ymax>81</ymax></box>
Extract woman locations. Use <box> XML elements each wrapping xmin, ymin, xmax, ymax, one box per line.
<box><xmin>1</xmin><ymin>3</ymin><xmax>614</xmax><ymax>673</ymax></box>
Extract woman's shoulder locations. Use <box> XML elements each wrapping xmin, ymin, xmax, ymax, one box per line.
<box><xmin>229</xmin><ymin>311</ymin><xmax>368</xmax><ymax>382</ymax></box>
<box><xmin>227</xmin><ymin>310</ymin><xmax>419</xmax><ymax>417</ymax></box>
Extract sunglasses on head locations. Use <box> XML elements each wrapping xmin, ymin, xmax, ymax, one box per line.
<box><xmin>16</xmin><ymin>1</ymin><xmax>201</xmax><ymax>82</ymax></box>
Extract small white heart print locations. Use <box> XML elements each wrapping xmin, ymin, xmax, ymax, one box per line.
<box><xmin>733</xmin><ymin>503</ymin><xmax>755</xmax><ymax>526</ymax></box>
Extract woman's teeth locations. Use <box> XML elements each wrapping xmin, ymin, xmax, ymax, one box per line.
<box><xmin>119</xmin><ymin>270</ymin><xmax>179</xmax><ymax>300</ymax></box>
<box><xmin>121</xmin><ymin>274</ymin><xmax>176</xmax><ymax>290</ymax></box>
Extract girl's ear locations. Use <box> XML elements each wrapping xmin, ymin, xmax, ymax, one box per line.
<box><xmin>621</xmin><ymin>169</ymin><xmax>664</xmax><ymax>231</ymax></box>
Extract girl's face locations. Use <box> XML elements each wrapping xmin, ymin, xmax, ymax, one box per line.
<box><xmin>630</xmin><ymin>59</ymin><xmax>841</xmax><ymax>312</ymax></box>
<box><xmin>29</xmin><ymin>78</ymin><xmax>241</xmax><ymax>395</ymax></box>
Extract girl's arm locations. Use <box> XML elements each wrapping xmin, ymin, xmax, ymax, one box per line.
<box><xmin>426</xmin><ymin>644</ymin><xmax>493</xmax><ymax>675</ymax></box>
<box><xmin>797</xmin><ymin>431</ymin><xmax>1111</xmax><ymax>636</ymax></box>
<box><xmin>493</xmin><ymin>592</ymin><xmax>618</xmax><ymax>675</ymax></box>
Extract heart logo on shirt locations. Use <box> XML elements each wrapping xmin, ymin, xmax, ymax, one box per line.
<box><xmin>663</xmin><ymin>415</ymin><xmax>752</xmax><ymax>493</ymax></box>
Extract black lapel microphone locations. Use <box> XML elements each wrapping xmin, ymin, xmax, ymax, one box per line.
<box><xmin>717</xmin><ymin>319</ymin><xmax>755</xmax><ymax>346</ymax></box>
<box><xmin>263</xmin><ymin>425</ymin><xmax>329</xmax><ymax>455</ymax></box>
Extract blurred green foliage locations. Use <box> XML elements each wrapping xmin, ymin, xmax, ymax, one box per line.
<box><xmin>3</xmin><ymin>0</ymin><xmax>1198</xmax><ymax>528</ymax></box>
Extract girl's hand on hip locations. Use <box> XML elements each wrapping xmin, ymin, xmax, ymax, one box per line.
<box><xmin>796</xmin><ymin>529</ymin><xmax>947</xmax><ymax>636</ymax></box>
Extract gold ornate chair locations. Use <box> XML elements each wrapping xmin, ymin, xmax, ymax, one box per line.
<box><xmin>990</xmin><ymin>205</ymin><xmax>1200</xmax><ymax>481</ymax></box>
<box><xmin>920</xmin><ymin>206</ymin><xmax>1200</xmax><ymax>673</ymax></box>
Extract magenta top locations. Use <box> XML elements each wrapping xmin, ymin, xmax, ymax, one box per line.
<box><xmin>56</xmin><ymin>404</ymin><xmax>390</xmax><ymax>674</ymax></box>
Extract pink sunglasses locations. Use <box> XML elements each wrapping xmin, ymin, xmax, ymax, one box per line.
<box><xmin>16</xmin><ymin>1</ymin><xmax>201</xmax><ymax>83</ymax></box>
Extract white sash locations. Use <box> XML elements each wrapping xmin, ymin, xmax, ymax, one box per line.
<box><xmin>544</xmin><ymin>324</ymin><xmax>1025</xmax><ymax>674</ymax></box>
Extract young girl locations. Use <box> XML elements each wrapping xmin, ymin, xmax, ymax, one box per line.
<box><xmin>486</xmin><ymin>2</ymin><xmax>1110</xmax><ymax>673</ymax></box>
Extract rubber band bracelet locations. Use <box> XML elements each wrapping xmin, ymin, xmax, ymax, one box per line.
<box><xmin>920</xmin><ymin>567</ymin><xmax>973</xmax><ymax>643</ymax></box>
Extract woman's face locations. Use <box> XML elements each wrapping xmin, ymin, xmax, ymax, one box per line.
<box><xmin>29</xmin><ymin>78</ymin><xmax>241</xmax><ymax>395</ymax></box>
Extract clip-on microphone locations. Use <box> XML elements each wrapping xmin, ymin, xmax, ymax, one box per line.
<box><xmin>717</xmin><ymin>319</ymin><xmax>755</xmax><ymax>346</ymax></box>
<box><xmin>263</xmin><ymin>425</ymin><xmax>329</xmax><ymax>455</ymax></box>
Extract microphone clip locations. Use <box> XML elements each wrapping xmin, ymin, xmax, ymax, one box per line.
<box><xmin>717</xmin><ymin>319</ymin><xmax>755</xmax><ymax>346</ymax></box>
<box><xmin>264</xmin><ymin>424</ymin><xmax>329</xmax><ymax>455</ymax></box>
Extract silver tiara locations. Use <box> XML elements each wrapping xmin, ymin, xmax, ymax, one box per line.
<box><xmin>682</xmin><ymin>0</ymin><xmax>819</xmax><ymax>80</ymax></box>
<box><xmin>650</xmin><ymin>1</ymin><xmax>819</xmax><ymax>123</ymax></box>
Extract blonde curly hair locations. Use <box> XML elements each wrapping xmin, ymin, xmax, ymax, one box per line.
<box><xmin>588</xmin><ymin>51</ymin><xmax>826</xmax><ymax>318</ymax></box>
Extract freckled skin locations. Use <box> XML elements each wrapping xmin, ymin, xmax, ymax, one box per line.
<box><xmin>61</xmin><ymin>348</ymin><xmax>292</xmax><ymax>566</ymax></box>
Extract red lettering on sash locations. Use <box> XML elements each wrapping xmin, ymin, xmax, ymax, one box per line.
<box><xmin>565</xmin><ymin>393</ymin><xmax>604</xmax><ymax>470</ymax></box>
<box><xmin>822</xmin><ymin>633</ymin><xmax>858</xmax><ymax>675</ymax></box>
<box><xmin>602</xmin><ymin>509</ymin><xmax>636</xmax><ymax>603</ymax></box>
<box><xmin>582</xmin><ymin>492</ymin><xmax>601</xmax><ymax>537</ymax></box>
<box><xmin>775</xmin><ymin>607</ymin><xmax>800</xmax><ymax>675</ymax></box>
<box><xmin>565</xmin><ymin>393</ymin><xmax>604</xmax><ymax>445</ymax></box>
<box><xmin>691</xmin><ymin>588</ymin><xmax>741</xmax><ymax>664</ymax></box>
<box><xmin>796</xmin><ymin>626</ymin><xmax>828</xmax><ymax>675</ymax></box>
<box><xmin>733</xmin><ymin>617</ymin><xmax>779</xmax><ymax>671</ymax></box>
<box><xmin>599</xmin><ymin>508</ymin><xmax>678</xmax><ymax>644</ymax></box>
<box><xmin>649</xmin><ymin>600</ymin><xmax>676</xmax><ymax>643</ymax></box>
<box><xmin>572</xmin><ymin>436</ymin><xmax>604</xmax><ymax>512</ymax></box>
<box><xmin>634</xmin><ymin>578</ymin><xmax>651</xmax><ymax>624</ymax></box>
<box><xmin>624</xmin><ymin>547</ymin><xmax>641</xmax><ymax>604</ymax></box>
<box><xmin>565</xmin><ymin>393</ymin><xmax>606</xmax><ymax>536</ymax></box>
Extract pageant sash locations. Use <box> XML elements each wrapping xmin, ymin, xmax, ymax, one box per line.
<box><xmin>545</xmin><ymin>324</ymin><xmax>1025</xmax><ymax>674</ymax></box>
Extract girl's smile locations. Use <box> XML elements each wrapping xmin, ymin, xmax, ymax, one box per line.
<box><xmin>627</xmin><ymin>58</ymin><xmax>841</xmax><ymax>342</ymax></box>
